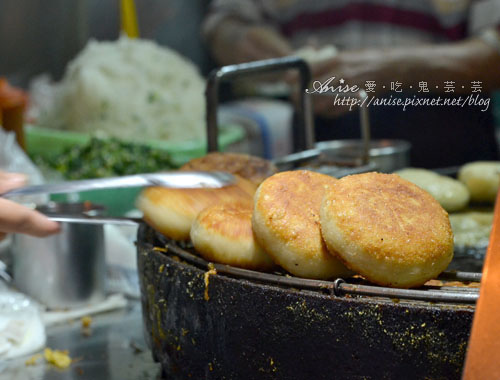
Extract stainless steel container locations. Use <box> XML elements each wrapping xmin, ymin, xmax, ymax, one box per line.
<box><xmin>205</xmin><ymin>59</ymin><xmax>411</xmax><ymax>175</ymax></box>
<box><xmin>315</xmin><ymin>139</ymin><xmax>411</xmax><ymax>173</ymax></box>
<box><xmin>12</xmin><ymin>202</ymin><xmax>106</xmax><ymax>309</ymax></box>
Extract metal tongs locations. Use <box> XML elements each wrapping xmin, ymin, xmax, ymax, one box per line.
<box><xmin>1</xmin><ymin>171</ymin><xmax>234</xmax><ymax>198</ymax></box>
<box><xmin>1</xmin><ymin>171</ymin><xmax>235</xmax><ymax>226</ymax></box>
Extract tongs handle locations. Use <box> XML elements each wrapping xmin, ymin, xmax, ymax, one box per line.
<box><xmin>1</xmin><ymin>171</ymin><xmax>235</xmax><ymax>198</ymax></box>
<box><xmin>47</xmin><ymin>215</ymin><xmax>141</xmax><ymax>226</ymax></box>
<box><xmin>463</xmin><ymin>189</ymin><xmax>500</xmax><ymax>379</ymax></box>
<box><xmin>206</xmin><ymin>56</ymin><xmax>314</xmax><ymax>153</ymax></box>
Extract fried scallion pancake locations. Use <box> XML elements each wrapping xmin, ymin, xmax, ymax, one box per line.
<box><xmin>320</xmin><ymin>172</ymin><xmax>454</xmax><ymax>288</ymax></box>
<box><xmin>252</xmin><ymin>170</ymin><xmax>352</xmax><ymax>279</ymax></box>
<box><xmin>181</xmin><ymin>152</ymin><xmax>277</xmax><ymax>186</ymax></box>
<box><xmin>137</xmin><ymin>175</ymin><xmax>256</xmax><ymax>240</ymax></box>
<box><xmin>191</xmin><ymin>203</ymin><xmax>275</xmax><ymax>270</ymax></box>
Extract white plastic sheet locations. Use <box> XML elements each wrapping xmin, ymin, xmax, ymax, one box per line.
<box><xmin>0</xmin><ymin>128</ymin><xmax>47</xmax><ymax>205</ymax></box>
<box><xmin>0</xmin><ymin>288</ymin><xmax>45</xmax><ymax>361</ymax></box>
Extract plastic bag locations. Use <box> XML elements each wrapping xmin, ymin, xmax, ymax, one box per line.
<box><xmin>0</xmin><ymin>130</ymin><xmax>48</xmax><ymax>362</ymax></box>
<box><xmin>0</xmin><ymin>128</ymin><xmax>43</xmax><ymax>185</ymax></box>
<box><xmin>0</xmin><ymin>288</ymin><xmax>46</xmax><ymax>361</ymax></box>
<box><xmin>0</xmin><ymin>128</ymin><xmax>47</xmax><ymax>205</ymax></box>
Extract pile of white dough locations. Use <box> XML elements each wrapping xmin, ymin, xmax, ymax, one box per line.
<box><xmin>39</xmin><ymin>36</ymin><xmax>206</xmax><ymax>143</ymax></box>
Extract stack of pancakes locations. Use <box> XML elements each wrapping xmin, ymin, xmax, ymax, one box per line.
<box><xmin>137</xmin><ymin>153</ymin><xmax>454</xmax><ymax>288</ymax></box>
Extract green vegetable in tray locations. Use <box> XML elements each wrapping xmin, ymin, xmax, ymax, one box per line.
<box><xmin>34</xmin><ymin>137</ymin><xmax>177</xmax><ymax>180</ymax></box>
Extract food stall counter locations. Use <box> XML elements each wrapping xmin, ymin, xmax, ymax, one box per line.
<box><xmin>0</xmin><ymin>301</ymin><xmax>160</xmax><ymax>380</ymax></box>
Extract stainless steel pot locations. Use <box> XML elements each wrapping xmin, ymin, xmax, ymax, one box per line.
<box><xmin>12</xmin><ymin>202</ymin><xmax>106</xmax><ymax>309</ymax></box>
<box><xmin>6</xmin><ymin>173</ymin><xmax>232</xmax><ymax>309</ymax></box>
<box><xmin>205</xmin><ymin>58</ymin><xmax>411</xmax><ymax>174</ymax></box>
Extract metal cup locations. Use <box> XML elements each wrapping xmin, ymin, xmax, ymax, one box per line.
<box><xmin>12</xmin><ymin>202</ymin><xmax>106</xmax><ymax>309</ymax></box>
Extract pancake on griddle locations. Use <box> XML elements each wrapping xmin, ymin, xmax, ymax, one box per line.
<box><xmin>190</xmin><ymin>203</ymin><xmax>275</xmax><ymax>270</ymax></box>
<box><xmin>320</xmin><ymin>172</ymin><xmax>453</xmax><ymax>288</ymax></box>
<box><xmin>252</xmin><ymin>170</ymin><xmax>352</xmax><ymax>279</ymax></box>
<box><xmin>180</xmin><ymin>152</ymin><xmax>277</xmax><ymax>186</ymax></box>
<box><xmin>458</xmin><ymin>161</ymin><xmax>500</xmax><ymax>203</ymax></box>
<box><xmin>396</xmin><ymin>168</ymin><xmax>469</xmax><ymax>212</ymax></box>
<box><xmin>137</xmin><ymin>175</ymin><xmax>256</xmax><ymax>241</ymax></box>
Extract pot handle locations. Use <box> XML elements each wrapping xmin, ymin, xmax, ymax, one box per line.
<box><xmin>206</xmin><ymin>56</ymin><xmax>314</xmax><ymax>153</ymax></box>
<box><xmin>314</xmin><ymin>88</ymin><xmax>371</xmax><ymax>166</ymax></box>
<box><xmin>358</xmin><ymin>89</ymin><xmax>371</xmax><ymax>165</ymax></box>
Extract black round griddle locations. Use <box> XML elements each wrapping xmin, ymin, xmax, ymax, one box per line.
<box><xmin>137</xmin><ymin>224</ymin><xmax>476</xmax><ymax>380</ymax></box>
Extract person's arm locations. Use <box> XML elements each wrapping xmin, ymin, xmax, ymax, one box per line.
<box><xmin>0</xmin><ymin>172</ymin><xmax>60</xmax><ymax>237</ymax></box>
<box><xmin>313</xmin><ymin>29</ymin><xmax>500</xmax><ymax>93</ymax></box>
<box><xmin>203</xmin><ymin>0</ymin><xmax>292</xmax><ymax>65</ymax></box>
<box><xmin>310</xmin><ymin>29</ymin><xmax>500</xmax><ymax>116</ymax></box>
<box><xmin>207</xmin><ymin>18</ymin><xmax>292</xmax><ymax>65</ymax></box>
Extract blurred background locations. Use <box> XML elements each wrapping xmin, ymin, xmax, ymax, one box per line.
<box><xmin>0</xmin><ymin>0</ymin><xmax>499</xmax><ymax>213</ymax></box>
<box><xmin>0</xmin><ymin>2</ymin><xmax>499</xmax><ymax>375</ymax></box>
<box><xmin>0</xmin><ymin>0</ymin><xmax>212</xmax><ymax>85</ymax></box>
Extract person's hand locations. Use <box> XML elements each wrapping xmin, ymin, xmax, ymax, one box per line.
<box><xmin>308</xmin><ymin>48</ymin><xmax>396</xmax><ymax>118</ymax></box>
<box><xmin>0</xmin><ymin>172</ymin><xmax>60</xmax><ymax>237</ymax></box>
<box><xmin>210</xmin><ymin>19</ymin><xmax>292</xmax><ymax>65</ymax></box>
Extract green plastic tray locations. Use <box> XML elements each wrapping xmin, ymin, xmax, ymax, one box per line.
<box><xmin>25</xmin><ymin>124</ymin><xmax>245</xmax><ymax>167</ymax></box>
<box><xmin>26</xmin><ymin>125</ymin><xmax>245</xmax><ymax>215</ymax></box>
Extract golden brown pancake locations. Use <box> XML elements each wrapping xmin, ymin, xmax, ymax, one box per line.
<box><xmin>181</xmin><ymin>152</ymin><xmax>277</xmax><ymax>186</ymax></box>
<box><xmin>190</xmin><ymin>203</ymin><xmax>275</xmax><ymax>270</ymax></box>
<box><xmin>252</xmin><ymin>170</ymin><xmax>352</xmax><ymax>279</ymax></box>
<box><xmin>137</xmin><ymin>175</ymin><xmax>256</xmax><ymax>240</ymax></box>
<box><xmin>320</xmin><ymin>172</ymin><xmax>454</xmax><ymax>288</ymax></box>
